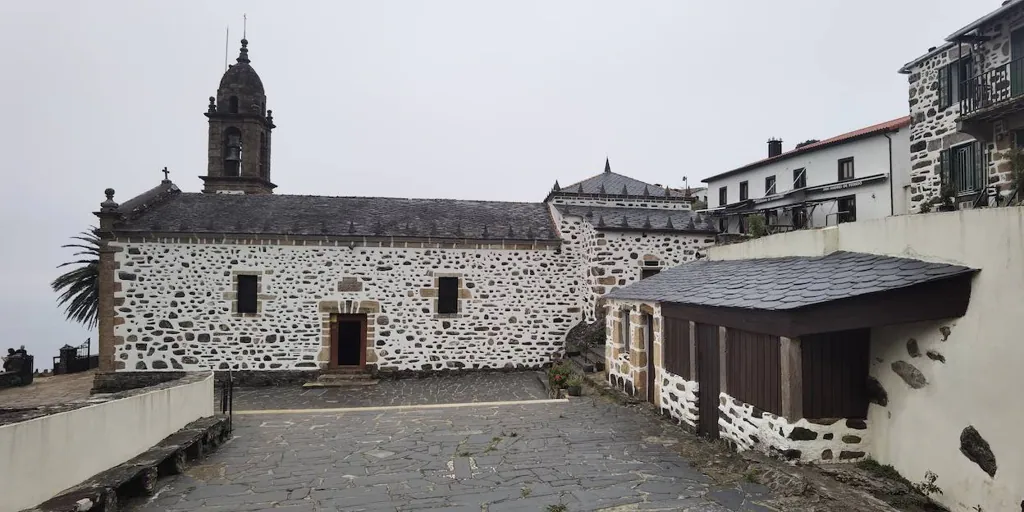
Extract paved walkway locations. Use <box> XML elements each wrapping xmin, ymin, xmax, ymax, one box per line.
<box><xmin>135</xmin><ymin>375</ymin><xmax>775</xmax><ymax>512</ymax></box>
<box><xmin>229</xmin><ymin>372</ymin><xmax>549</xmax><ymax>411</ymax></box>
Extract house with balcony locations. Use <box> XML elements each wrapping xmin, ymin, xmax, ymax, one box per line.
<box><xmin>701</xmin><ymin>117</ymin><xmax>911</xmax><ymax>235</ymax></box>
<box><xmin>899</xmin><ymin>0</ymin><xmax>1024</xmax><ymax>212</ymax></box>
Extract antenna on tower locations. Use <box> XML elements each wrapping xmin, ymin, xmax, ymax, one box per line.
<box><xmin>243</xmin><ymin>13</ymin><xmax>247</xmax><ymax>39</ymax></box>
<box><xmin>224</xmin><ymin>25</ymin><xmax>229</xmax><ymax>71</ymax></box>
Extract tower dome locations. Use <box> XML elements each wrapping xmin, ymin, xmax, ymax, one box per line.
<box><xmin>217</xmin><ymin>39</ymin><xmax>266</xmax><ymax>115</ymax></box>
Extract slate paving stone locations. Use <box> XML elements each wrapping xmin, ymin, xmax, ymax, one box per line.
<box><xmin>228</xmin><ymin>371</ymin><xmax>549</xmax><ymax>410</ymax></box>
<box><xmin>132</xmin><ymin>374</ymin><xmax>780</xmax><ymax>511</ymax></box>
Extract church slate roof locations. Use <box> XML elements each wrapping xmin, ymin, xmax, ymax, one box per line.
<box><xmin>553</xmin><ymin>159</ymin><xmax>689</xmax><ymax>198</ymax></box>
<box><xmin>607</xmin><ymin>251</ymin><xmax>976</xmax><ymax>310</ymax></box>
<box><xmin>554</xmin><ymin>205</ymin><xmax>717</xmax><ymax>234</ymax></box>
<box><xmin>113</xmin><ymin>187</ymin><xmax>560</xmax><ymax>241</ymax></box>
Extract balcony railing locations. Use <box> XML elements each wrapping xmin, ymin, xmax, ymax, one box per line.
<box><xmin>960</xmin><ymin>57</ymin><xmax>1024</xmax><ymax>117</ymax></box>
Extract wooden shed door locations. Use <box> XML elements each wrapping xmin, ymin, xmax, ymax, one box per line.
<box><xmin>695</xmin><ymin>323</ymin><xmax>720</xmax><ymax>439</ymax></box>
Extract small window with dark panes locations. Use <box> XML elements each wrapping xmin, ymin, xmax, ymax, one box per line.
<box><xmin>237</xmin><ymin>275</ymin><xmax>258</xmax><ymax>314</ymax></box>
<box><xmin>438</xmin><ymin>277</ymin><xmax>459</xmax><ymax>314</ymax></box>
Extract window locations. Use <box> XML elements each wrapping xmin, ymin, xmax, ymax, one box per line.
<box><xmin>938</xmin><ymin>56</ymin><xmax>974</xmax><ymax>110</ymax></box>
<box><xmin>940</xmin><ymin>141</ymin><xmax>984</xmax><ymax>195</ymax></box>
<box><xmin>229</xmin><ymin>96</ymin><xmax>239</xmax><ymax>114</ymax></box>
<box><xmin>620</xmin><ymin>309</ymin><xmax>631</xmax><ymax>352</ymax></box>
<box><xmin>793</xmin><ymin>168</ymin><xmax>806</xmax><ymax>189</ymax></box>
<box><xmin>792</xmin><ymin>206</ymin><xmax>807</xmax><ymax>229</ymax></box>
<box><xmin>838</xmin><ymin>157</ymin><xmax>855</xmax><ymax>181</ymax></box>
<box><xmin>237</xmin><ymin>275</ymin><xmax>258</xmax><ymax>314</ymax></box>
<box><xmin>739</xmin><ymin>181</ymin><xmax>749</xmax><ymax>201</ymax></box>
<box><xmin>765</xmin><ymin>175</ymin><xmax>776</xmax><ymax>195</ymax></box>
<box><xmin>438</xmin><ymin>277</ymin><xmax>459</xmax><ymax>314</ymax></box>
<box><xmin>837</xmin><ymin>196</ymin><xmax>857</xmax><ymax>223</ymax></box>
<box><xmin>718</xmin><ymin>186</ymin><xmax>728</xmax><ymax>206</ymax></box>
<box><xmin>738</xmin><ymin>215</ymin><xmax>747</xmax><ymax>234</ymax></box>
<box><xmin>641</xmin><ymin>268</ymin><xmax>660</xmax><ymax>279</ymax></box>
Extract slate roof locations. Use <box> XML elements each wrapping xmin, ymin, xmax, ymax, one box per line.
<box><xmin>607</xmin><ymin>251</ymin><xmax>976</xmax><ymax>310</ymax></box>
<box><xmin>553</xmin><ymin>159</ymin><xmax>689</xmax><ymax>198</ymax></box>
<box><xmin>113</xmin><ymin>186</ymin><xmax>560</xmax><ymax>240</ymax></box>
<box><xmin>703</xmin><ymin>117</ymin><xmax>910</xmax><ymax>183</ymax></box>
<box><xmin>554</xmin><ymin>205</ymin><xmax>717</xmax><ymax>234</ymax></box>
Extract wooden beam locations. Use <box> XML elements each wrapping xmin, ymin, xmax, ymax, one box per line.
<box><xmin>718</xmin><ymin>326</ymin><xmax>728</xmax><ymax>394</ymax></box>
<box><xmin>688</xmin><ymin>321</ymin><xmax>697</xmax><ymax>381</ymax></box>
<box><xmin>780</xmin><ymin>337</ymin><xmax>803</xmax><ymax>420</ymax></box>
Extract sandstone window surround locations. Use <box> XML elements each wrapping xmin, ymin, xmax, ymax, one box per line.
<box><xmin>420</xmin><ymin>272</ymin><xmax>471</xmax><ymax>318</ymax></box>
<box><xmin>223</xmin><ymin>270</ymin><xmax>275</xmax><ymax>317</ymax></box>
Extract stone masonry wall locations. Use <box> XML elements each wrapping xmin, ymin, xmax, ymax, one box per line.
<box><xmin>659</xmin><ymin>370</ymin><xmax>698</xmax><ymax>429</ymax></box>
<box><xmin>718</xmin><ymin>393</ymin><xmax>870</xmax><ymax>464</ymax></box>
<box><xmin>111</xmin><ymin>240</ymin><xmax>583</xmax><ymax>372</ymax></box>
<box><xmin>906</xmin><ymin>43</ymin><xmax>977</xmax><ymax>212</ymax></box>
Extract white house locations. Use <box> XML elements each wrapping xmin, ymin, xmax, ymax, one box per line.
<box><xmin>702</xmin><ymin>117</ymin><xmax>911</xmax><ymax>235</ymax></box>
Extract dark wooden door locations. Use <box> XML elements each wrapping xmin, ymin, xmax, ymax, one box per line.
<box><xmin>331</xmin><ymin>314</ymin><xmax>367</xmax><ymax>368</ymax></box>
<box><xmin>695</xmin><ymin>323</ymin><xmax>720</xmax><ymax>439</ymax></box>
<box><xmin>645</xmin><ymin>314</ymin><xmax>656</xmax><ymax>404</ymax></box>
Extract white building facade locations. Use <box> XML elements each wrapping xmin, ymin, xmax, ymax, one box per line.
<box><xmin>702</xmin><ymin>118</ymin><xmax>911</xmax><ymax>235</ymax></box>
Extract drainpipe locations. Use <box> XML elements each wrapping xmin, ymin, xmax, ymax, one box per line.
<box><xmin>884</xmin><ymin>132</ymin><xmax>895</xmax><ymax>215</ymax></box>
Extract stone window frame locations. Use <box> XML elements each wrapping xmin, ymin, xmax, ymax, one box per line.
<box><xmin>639</xmin><ymin>255</ymin><xmax>662</xmax><ymax>280</ymax></box>
<box><xmin>420</xmin><ymin>272</ymin><xmax>472</xmax><ymax>319</ymax></box>
<box><xmin>223</xmin><ymin>270</ymin><xmax>275</xmax><ymax>318</ymax></box>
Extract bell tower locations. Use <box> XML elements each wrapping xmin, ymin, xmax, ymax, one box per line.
<box><xmin>202</xmin><ymin>38</ymin><xmax>276</xmax><ymax>194</ymax></box>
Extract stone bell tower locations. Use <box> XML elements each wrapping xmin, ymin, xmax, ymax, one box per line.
<box><xmin>201</xmin><ymin>38</ymin><xmax>276</xmax><ymax>194</ymax></box>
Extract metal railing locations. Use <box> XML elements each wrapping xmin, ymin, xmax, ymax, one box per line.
<box><xmin>960</xmin><ymin>57</ymin><xmax>1024</xmax><ymax>116</ymax></box>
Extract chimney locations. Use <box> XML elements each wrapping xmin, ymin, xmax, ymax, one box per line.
<box><xmin>768</xmin><ymin>138</ymin><xmax>783</xmax><ymax>158</ymax></box>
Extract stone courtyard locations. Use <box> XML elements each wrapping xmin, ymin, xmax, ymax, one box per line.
<box><xmin>132</xmin><ymin>373</ymin><xmax>778</xmax><ymax>512</ymax></box>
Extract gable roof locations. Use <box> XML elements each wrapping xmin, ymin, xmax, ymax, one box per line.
<box><xmin>112</xmin><ymin>185</ymin><xmax>560</xmax><ymax>241</ymax></box>
<box><xmin>607</xmin><ymin>251</ymin><xmax>976</xmax><ymax>310</ymax></box>
<box><xmin>702</xmin><ymin>117</ymin><xmax>910</xmax><ymax>183</ymax></box>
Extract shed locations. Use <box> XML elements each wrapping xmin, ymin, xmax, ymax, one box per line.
<box><xmin>604</xmin><ymin>251</ymin><xmax>977</xmax><ymax>462</ymax></box>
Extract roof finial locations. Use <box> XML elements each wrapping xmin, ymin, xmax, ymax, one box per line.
<box><xmin>552</xmin><ymin>180</ymin><xmax>560</xmax><ymax>192</ymax></box>
<box><xmin>604</xmin><ymin>157</ymin><xmax>611</xmax><ymax>174</ymax></box>
<box><xmin>620</xmin><ymin>184</ymin><xmax>629</xmax><ymax>196</ymax></box>
<box><xmin>100</xmin><ymin>188</ymin><xmax>118</xmax><ymax>212</ymax></box>
<box><xmin>598</xmin><ymin>184</ymin><xmax>607</xmax><ymax>195</ymax></box>
<box><xmin>643</xmin><ymin>216</ymin><xmax>652</xmax><ymax>229</ymax></box>
<box><xmin>161</xmin><ymin>167</ymin><xmax>170</xmax><ymax>183</ymax></box>
<box><xmin>620</xmin><ymin>216</ymin><xmax>630</xmax><ymax>228</ymax></box>
<box><xmin>237</xmin><ymin>37</ymin><xmax>250</xmax><ymax>64</ymax></box>
<box><xmin>665</xmin><ymin>216</ymin><xmax>675</xmax><ymax>229</ymax></box>
<box><xmin>597</xmin><ymin>215</ymin><xmax>606</xmax><ymax>228</ymax></box>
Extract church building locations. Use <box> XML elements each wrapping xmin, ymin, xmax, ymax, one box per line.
<box><xmin>93</xmin><ymin>39</ymin><xmax>717</xmax><ymax>379</ymax></box>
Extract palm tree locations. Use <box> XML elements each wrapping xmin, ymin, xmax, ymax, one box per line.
<box><xmin>51</xmin><ymin>228</ymin><xmax>101</xmax><ymax>329</ymax></box>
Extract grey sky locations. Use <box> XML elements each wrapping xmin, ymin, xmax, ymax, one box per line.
<box><xmin>0</xmin><ymin>0</ymin><xmax>997</xmax><ymax>361</ymax></box>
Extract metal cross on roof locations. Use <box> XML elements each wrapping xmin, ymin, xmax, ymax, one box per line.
<box><xmin>161</xmin><ymin>167</ymin><xmax>169</xmax><ymax>181</ymax></box>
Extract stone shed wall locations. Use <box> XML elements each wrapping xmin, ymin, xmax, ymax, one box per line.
<box><xmin>110</xmin><ymin>239</ymin><xmax>584</xmax><ymax>372</ymax></box>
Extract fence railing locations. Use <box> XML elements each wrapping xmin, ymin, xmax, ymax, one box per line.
<box><xmin>960</xmin><ymin>57</ymin><xmax>1024</xmax><ymax>116</ymax></box>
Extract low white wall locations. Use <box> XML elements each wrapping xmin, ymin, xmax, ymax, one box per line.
<box><xmin>704</xmin><ymin>207</ymin><xmax>1024</xmax><ymax>512</ymax></box>
<box><xmin>0</xmin><ymin>372</ymin><xmax>215</xmax><ymax>511</ymax></box>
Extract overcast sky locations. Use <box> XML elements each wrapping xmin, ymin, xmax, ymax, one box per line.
<box><xmin>0</xmin><ymin>0</ymin><xmax>999</xmax><ymax>363</ymax></box>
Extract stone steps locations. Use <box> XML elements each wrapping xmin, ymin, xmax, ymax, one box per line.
<box><xmin>302</xmin><ymin>370</ymin><xmax>378</xmax><ymax>388</ymax></box>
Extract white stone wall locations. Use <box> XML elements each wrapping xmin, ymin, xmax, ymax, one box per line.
<box><xmin>659</xmin><ymin>370</ymin><xmax>698</xmax><ymax>428</ymax></box>
<box><xmin>111</xmin><ymin>240</ymin><xmax>583</xmax><ymax>372</ymax></box>
<box><xmin>718</xmin><ymin>393</ymin><xmax>869</xmax><ymax>464</ymax></box>
<box><xmin>550</xmin><ymin>205</ymin><xmax>712</xmax><ymax>323</ymax></box>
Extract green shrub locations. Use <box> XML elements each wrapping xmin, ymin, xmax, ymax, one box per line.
<box><xmin>548</xmin><ymin>363</ymin><xmax>574</xmax><ymax>388</ymax></box>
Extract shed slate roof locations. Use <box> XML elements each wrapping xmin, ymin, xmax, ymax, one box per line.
<box><xmin>607</xmin><ymin>251</ymin><xmax>976</xmax><ymax>310</ymax></box>
<box><xmin>555</xmin><ymin>205</ymin><xmax>717</xmax><ymax>233</ymax></box>
<box><xmin>113</xmin><ymin>186</ymin><xmax>559</xmax><ymax>240</ymax></box>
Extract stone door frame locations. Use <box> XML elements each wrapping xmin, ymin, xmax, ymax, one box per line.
<box><xmin>329</xmin><ymin>313</ymin><xmax>367</xmax><ymax>369</ymax></box>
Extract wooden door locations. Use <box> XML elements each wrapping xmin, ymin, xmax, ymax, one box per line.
<box><xmin>645</xmin><ymin>314</ymin><xmax>656</xmax><ymax>404</ymax></box>
<box><xmin>330</xmin><ymin>314</ymin><xmax>367</xmax><ymax>369</ymax></box>
<box><xmin>695</xmin><ymin>323</ymin><xmax>720</xmax><ymax>439</ymax></box>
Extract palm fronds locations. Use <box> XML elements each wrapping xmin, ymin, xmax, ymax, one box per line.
<box><xmin>51</xmin><ymin>228</ymin><xmax>101</xmax><ymax>329</ymax></box>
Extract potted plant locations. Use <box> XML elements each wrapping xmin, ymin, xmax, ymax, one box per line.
<box><xmin>547</xmin><ymin>363</ymin><xmax>573</xmax><ymax>390</ymax></box>
<box><xmin>565</xmin><ymin>376</ymin><xmax>583</xmax><ymax>397</ymax></box>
